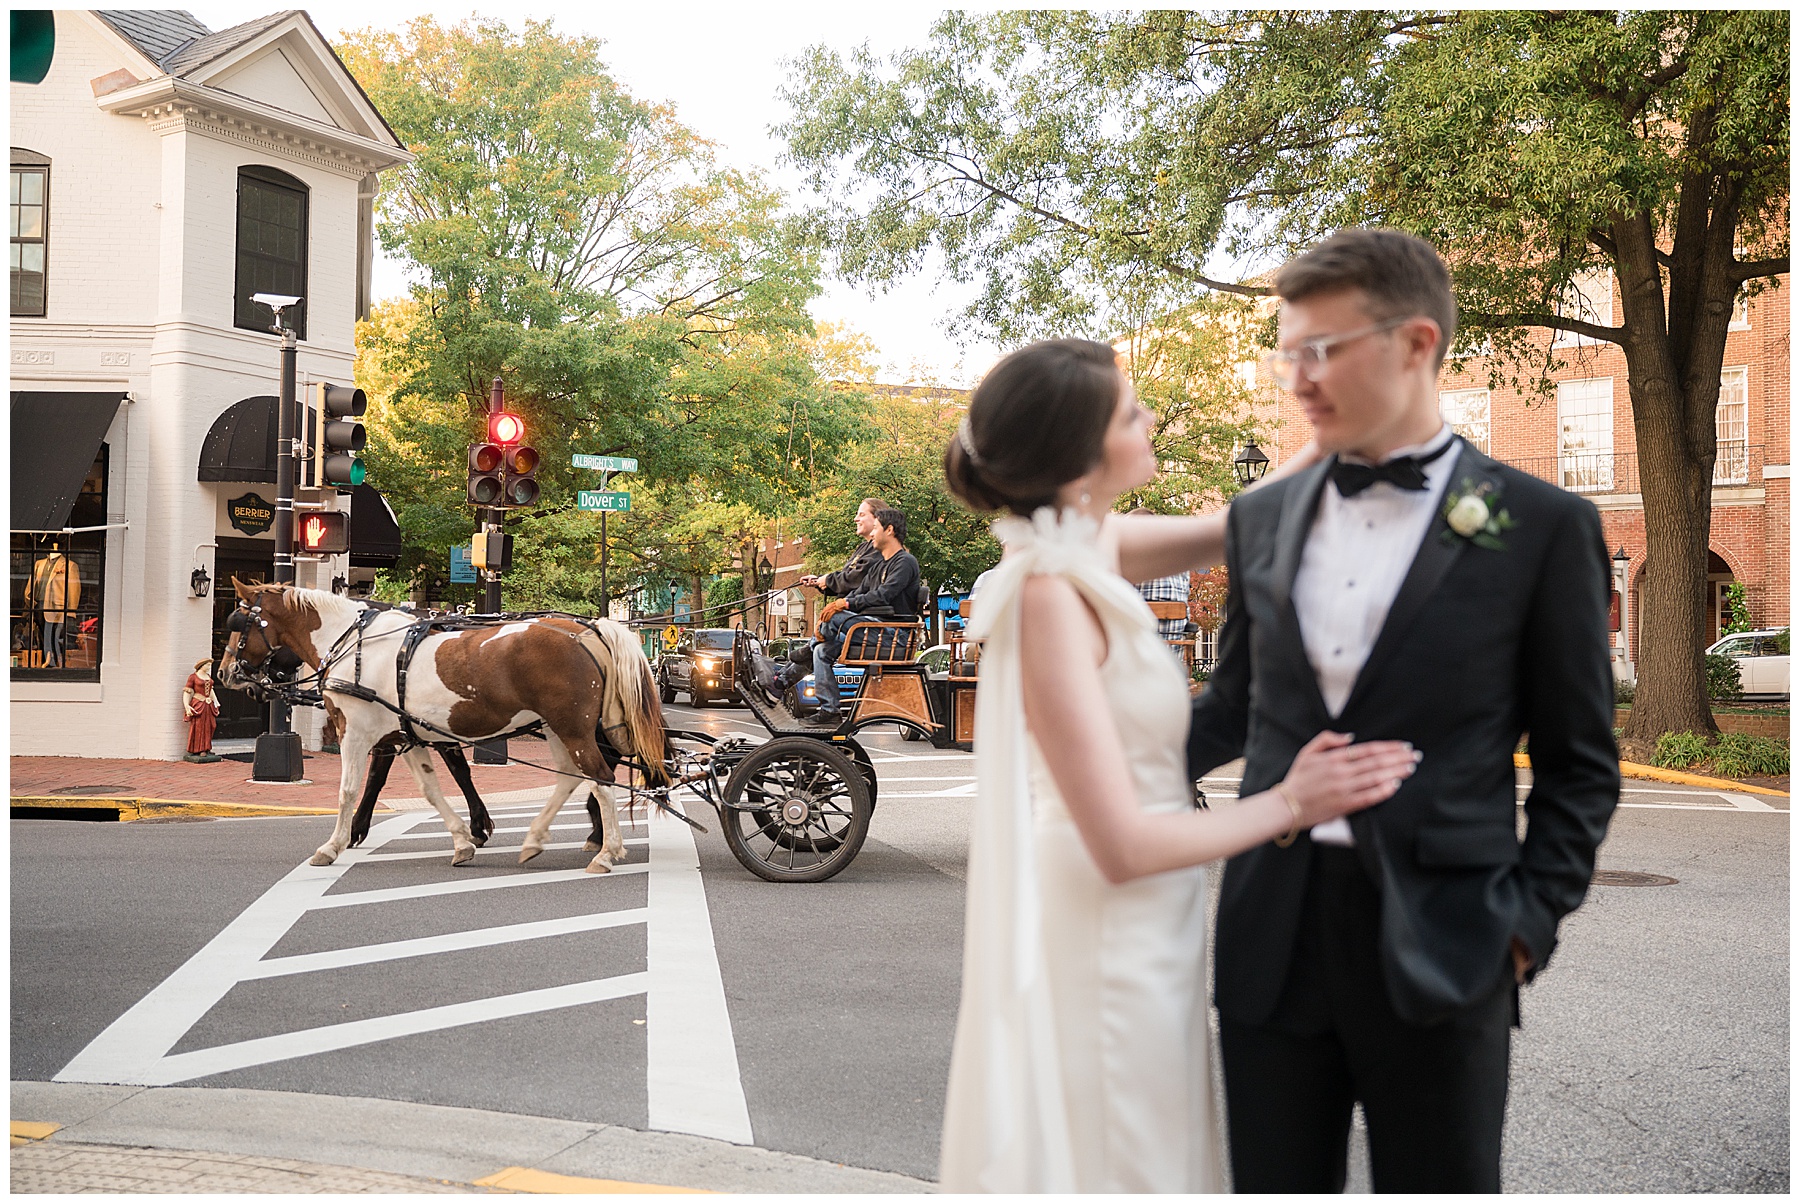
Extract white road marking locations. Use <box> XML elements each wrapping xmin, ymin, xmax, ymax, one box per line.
<box><xmin>307</xmin><ymin>863</ymin><xmax>649</xmax><ymax>909</ymax></box>
<box><xmin>1720</xmin><ymin>792</ymin><xmax>1779</xmax><ymax>812</ymax></box>
<box><xmin>56</xmin><ymin>801</ymin><xmax>754</xmax><ymax>1133</ymax></box>
<box><xmin>647</xmin><ymin>796</ymin><xmax>754</xmax><ymax>1145</ymax></box>
<box><xmin>243</xmin><ymin>909</ymin><xmax>651</xmax><ymax>979</ymax></box>
<box><xmin>136</xmin><ymin>973</ymin><xmax>650</xmax><ymax>1086</ymax></box>
<box><xmin>362</xmin><ymin>837</ymin><xmax>648</xmax><ymax>862</ymax></box>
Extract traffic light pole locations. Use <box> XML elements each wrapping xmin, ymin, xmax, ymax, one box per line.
<box><xmin>253</xmin><ymin>319</ymin><xmax>303</xmax><ymax>782</ymax></box>
<box><xmin>475</xmin><ymin>378</ymin><xmax>506</xmax><ymax>764</ymax></box>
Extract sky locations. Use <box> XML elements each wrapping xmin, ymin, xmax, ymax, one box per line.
<box><xmin>188</xmin><ymin>2</ymin><xmax>1011</xmax><ymax>387</ymax></box>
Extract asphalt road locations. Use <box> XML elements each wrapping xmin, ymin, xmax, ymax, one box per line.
<box><xmin>10</xmin><ymin>701</ymin><xmax>1789</xmax><ymax>1189</ymax></box>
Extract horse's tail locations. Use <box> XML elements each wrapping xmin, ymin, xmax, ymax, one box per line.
<box><xmin>585</xmin><ymin>619</ymin><xmax>670</xmax><ymax>786</ymax></box>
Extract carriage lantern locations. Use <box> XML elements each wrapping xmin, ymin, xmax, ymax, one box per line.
<box><xmin>1232</xmin><ymin>441</ymin><xmax>1270</xmax><ymax>486</ymax></box>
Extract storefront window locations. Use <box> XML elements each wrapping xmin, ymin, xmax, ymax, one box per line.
<box><xmin>12</xmin><ymin>448</ymin><xmax>106</xmax><ymax>680</ymax></box>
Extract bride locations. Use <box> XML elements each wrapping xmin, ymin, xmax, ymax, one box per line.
<box><xmin>938</xmin><ymin>339</ymin><xmax>1419</xmax><ymax>1192</ymax></box>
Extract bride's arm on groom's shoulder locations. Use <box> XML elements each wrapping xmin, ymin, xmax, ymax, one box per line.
<box><xmin>1019</xmin><ymin>572</ymin><xmax>1418</xmax><ymax>885</ymax></box>
<box><xmin>1111</xmin><ymin>441</ymin><xmax>1325</xmax><ymax>584</ymax></box>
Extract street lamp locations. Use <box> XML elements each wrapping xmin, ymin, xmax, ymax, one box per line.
<box><xmin>1232</xmin><ymin>441</ymin><xmax>1270</xmax><ymax>486</ymax></box>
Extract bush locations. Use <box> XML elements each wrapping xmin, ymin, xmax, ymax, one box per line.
<box><xmin>1654</xmin><ymin>731</ymin><xmax>1709</xmax><ymax>769</ymax></box>
<box><xmin>1613</xmin><ymin>678</ymin><xmax>1637</xmax><ymax>706</ymax></box>
<box><xmin>1708</xmin><ymin>733</ymin><xmax>1790</xmax><ymax>778</ymax></box>
<box><xmin>1704</xmin><ymin>653</ymin><xmax>1743</xmax><ymax>700</ymax></box>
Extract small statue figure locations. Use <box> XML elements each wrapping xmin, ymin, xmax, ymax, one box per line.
<box><xmin>183</xmin><ymin>657</ymin><xmax>222</xmax><ymax>762</ymax></box>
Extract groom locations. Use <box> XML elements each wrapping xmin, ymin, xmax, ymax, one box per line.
<box><xmin>1188</xmin><ymin>228</ymin><xmax>1619</xmax><ymax>1192</ymax></box>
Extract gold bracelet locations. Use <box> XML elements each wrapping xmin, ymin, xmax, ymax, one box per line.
<box><xmin>1272</xmin><ymin>783</ymin><xmax>1303</xmax><ymax>848</ymax></box>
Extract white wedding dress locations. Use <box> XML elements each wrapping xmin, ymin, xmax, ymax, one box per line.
<box><xmin>939</xmin><ymin>508</ymin><xmax>1225</xmax><ymax>1193</ymax></box>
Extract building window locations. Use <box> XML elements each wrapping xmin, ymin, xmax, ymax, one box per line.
<box><xmin>234</xmin><ymin>166</ymin><xmax>309</xmax><ymax>338</ymax></box>
<box><xmin>1438</xmin><ymin>387</ymin><xmax>1491</xmax><ymax>454</ymax></box>
<box><xmin>10</xmin><ymin>149</ymin><xmax>50</xmax><ymax>317</ymax></box>
<box><xmin>1557</xmin><ymin>377</ymin><xmax>1614</xmax><ymax>492</ymax></box>
<box><xmin>1715</xmin><ymin>366</ymin><xmax>1749</xmax><ymax>485</ymax></box>
<box><xmin>11</xmin><ymin>447</ymin><xmax>107</xmax><ymax>680</ymax></box>
<box><xmin>1554</xmin><ymin>272</ymin><xmax>1612</xmax><ymax>347</ymax></box>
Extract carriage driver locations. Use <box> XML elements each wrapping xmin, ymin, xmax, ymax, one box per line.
<box><xmin>806</xmin><ymin>506</ymin><xmax>921</xmax><ymax>725</ymax></box>
<box><xmin>797</xmin><ymin>495</ymin><xmax>889</xmax><ymax>611</ymax></box>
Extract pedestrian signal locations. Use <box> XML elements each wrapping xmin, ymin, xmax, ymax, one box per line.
<box><xmin>297</xmin><ymin>510</ymin><xmax>350</xmax><ymax>555</ymax></box>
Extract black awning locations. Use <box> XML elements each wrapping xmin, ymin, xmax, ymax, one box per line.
<box><xmin>198</xmin><ymin>395</ymin><xmax>327</xmax><ymax>482</ymax></box>
<box><xmin>198</xmin><ymin>394</ymin><xmax>280</xmax><ymax>482</ymax></box>
<box><xmin>350</xmin><ymin>483</ymin><xmax>402</xmax><ymax>567</ymax></box>
<box><xmin>11</xmin><ymin>391</ymin><xmax>125</xmax><ymax>531</ymax></box>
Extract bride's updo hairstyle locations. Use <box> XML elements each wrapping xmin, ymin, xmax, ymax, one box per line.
<box><xmin>944</xmin><ymin>338</ymin><xmax>1121</xmax><ymax>515</ymax></box>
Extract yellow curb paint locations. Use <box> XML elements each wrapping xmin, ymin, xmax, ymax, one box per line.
<box><xmin>10</xmin><ymin>1121</ymin><xmax>61</xmax><ymax>1144</ymax></box>
<box><xmin>1617</xmin><ymin>761</ymin><xmax>1789</xmax><ymax>797</ymax></box>
<box><xmin>1510</xmin><ymin>756</ymin><xmax>1787</xmax><ymax>798</ymax></box>
<box><xmin>10</xmin><ymin>796</ymin><xmax>339</xmax><ymax>820</ymax></box>
<box><xmin>473</xmin><ymin>1167</ymin><xmax>710</xmax><ymax>1194</ymax></box>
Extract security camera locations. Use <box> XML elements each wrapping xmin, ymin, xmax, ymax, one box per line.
<box><xmin>251</xmin><ymin>293</ymin><xmax>303</xmax><ymax>311</ymax></box>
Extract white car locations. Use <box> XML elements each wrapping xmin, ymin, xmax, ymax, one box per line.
<box><xmin>1705</xmin><ymin>628</ymin><xmax>1790</xmax><ymax>700</ymax></box>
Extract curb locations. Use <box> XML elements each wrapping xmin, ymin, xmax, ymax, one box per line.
<box><xmin>10</xmin><ymin>796</ymin><xmax>344</xmax><ymax>821</ymax></box>
<box><xmin>1510</xmin><ymin>754</ymin><xmax>1788</xmax><ymax>798</ymax></box>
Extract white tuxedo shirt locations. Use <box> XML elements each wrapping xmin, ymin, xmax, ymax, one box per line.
<box><xmin>1293</xmin><ymin>425</ymin><xmax>1461</xmax><ymax>846</ymax></box>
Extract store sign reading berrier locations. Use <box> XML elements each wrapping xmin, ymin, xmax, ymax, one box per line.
<box><xmin>227</xmin><ymin>492</ymin><xmax>275</xmax><ymax>536</ymax></box>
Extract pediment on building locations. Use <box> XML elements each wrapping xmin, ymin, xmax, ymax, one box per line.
<box><xmin>89</xmin><ymin>10</ymin><xmax>404</xmax><ymax>156</ymax></box>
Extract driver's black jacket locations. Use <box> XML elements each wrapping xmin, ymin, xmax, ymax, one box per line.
<box><xmin>844</xmin><ymin>548</ymin><xmax>921</xmax><ymax>618</ymax></box>
<box><xmin>819</xmin><ymin>540</ymin><xmax>879</xmax><ymax>596</ymax></box>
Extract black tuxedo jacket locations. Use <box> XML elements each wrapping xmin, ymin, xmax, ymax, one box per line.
<box><xmin>1189</xmin><ymin>444</ymin><xmax>1620</xmax><ymax>1026</ymax></box>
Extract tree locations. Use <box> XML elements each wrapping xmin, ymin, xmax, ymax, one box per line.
<box><xmin>780</xmin><ymin>10</ymin><xmax>1788</xmax><ymax>755</ymax></box>
<box><xmin>340</xmin><ymin>17</ymin><xmax>860</xmax><ymax>605</ymax></box>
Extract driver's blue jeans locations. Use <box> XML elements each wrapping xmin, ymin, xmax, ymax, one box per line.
<box><xmin>812</xmin><ymin>611</ymin><xmax>860</xmax><ymax>714</ymax></box>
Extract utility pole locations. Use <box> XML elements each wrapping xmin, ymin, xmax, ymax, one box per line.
<box><xmin>252</xmin><ymin>294</ymin><xmax>304</xmax><ymax>783</ymax></box>
<box><xmin>482</xmin><ymin>377</ymin><xmax>505</xmax><ymax>615</ymax></box>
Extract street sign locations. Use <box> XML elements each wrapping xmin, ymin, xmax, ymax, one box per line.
<box><xmin>577</xmin><ymin>491</ymin><xmax>631</xmax><ymax>512</ymax></box>
<box><xmin>662</xmin><ymin>625</ymin><xmax>680</xmax><ymax>651</ymax></box>
<box><xmin>450</xmin><ymin>544</ymin><xmax>476</xmax><ymax>583</ymax></box>
<box><xmin>572</xmin><ymin>454</ymin><xmax>638</xmax><ymax>473</ymax></box>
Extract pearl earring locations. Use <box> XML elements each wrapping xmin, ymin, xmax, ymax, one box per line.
<box><xmin>1079</xmin><ymin>489</ymin><xmax>1092</xmax><ymax>507</ymax></box>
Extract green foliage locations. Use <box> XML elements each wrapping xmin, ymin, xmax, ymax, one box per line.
<box><xmin>1705</xmin><ymin>653</ymin><xmax>1743</xmax><ymax>701</ymax></box>
<box><xmin>1720</xmin><ymin>583</ymin><xmax>1754</xmax><ymax>637</ymax></box>
<box><xmin>1774</xmin><ymin>628</ymin><xmax>1792</xmax><ymax>655</ymax></box>
<box><xmin>340</xmin><ymin>17</ymin><xmax>859</xmax><ymax>602</ymax></box>
<box><xmin>1614</xmin><ymin>678</ymin><xmax>1636</xmax><ymax>707</ymax></box>
<box><xmin>1653</xmin><ymin>731</ymin><xmax>1709</xmax><ymax>769</ymax></box>
<box><xmin>1708</xmin><ymin>734</ymin><xmax>1790</xmax><ymax>778</ymax></box>
<box><xmin>1654</xmin><ymin>730</ymin><xmax>1789</xmax><ymax>778</ymax></box>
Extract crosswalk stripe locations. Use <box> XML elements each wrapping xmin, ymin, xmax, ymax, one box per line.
<box><xmin>242</xmin><ymin>908</ymin><xmax>651</xmax><ymax>979</ymax></box>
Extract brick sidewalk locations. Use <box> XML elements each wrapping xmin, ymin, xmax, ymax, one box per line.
<box><xmin>11</xmin><ymin>1140</ymin><xmax>491</xmax><ymax>1193</ymax></box>
<box><xmin>10</xmin><ymin>749</ymin><xmax>566</xmax><ymax>810</ymax></box>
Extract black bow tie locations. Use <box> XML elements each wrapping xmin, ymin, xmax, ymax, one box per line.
<box><xmin>1329</xmin><ymin>440</ymin><xmax>1454</xmax><ymax>497</ymax></box>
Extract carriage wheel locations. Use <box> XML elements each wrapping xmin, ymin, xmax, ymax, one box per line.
<box><xmin>720</xmin><ymin>736</ymin><xmax>872</xmax><ymax>883</ymax></box>
<box><xmin>844</xmin><ymin>738</ymin><xmax>879</xmax><ymax>808</ymax></box>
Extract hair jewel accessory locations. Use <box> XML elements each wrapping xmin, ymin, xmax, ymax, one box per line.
<box><xmin>956</xmin><ymin>417</ymin><xmax>986</xmax><ymax>467</ymax></box>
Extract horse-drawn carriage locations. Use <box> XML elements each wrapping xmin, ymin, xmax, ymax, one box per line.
<box><xmin>219</xmin><ymin>583</ymin><xmax>976</xmax><ymax>886</ymax></box>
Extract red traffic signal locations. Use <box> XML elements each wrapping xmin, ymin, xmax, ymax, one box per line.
<box><xmin>297</xmin><ymin>511</ymin><xmax>350</xmax><ymax>555</ymax></box>
<box><xmin>489</xmin><ymin>412</ymin><xmax>525</xmax><ymax>445</ymax></box>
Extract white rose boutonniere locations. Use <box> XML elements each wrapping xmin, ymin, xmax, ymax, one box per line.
<box><xmin>1441</xmin><ymin>480</ymin><xmax>1515</xmax><ymax>551</ymax></box>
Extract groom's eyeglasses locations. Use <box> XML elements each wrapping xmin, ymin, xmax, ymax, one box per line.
<box><xmin>1263</xmin><ymin>315</ymin><xmax>1414</xmax><ymax>391</ymax></box>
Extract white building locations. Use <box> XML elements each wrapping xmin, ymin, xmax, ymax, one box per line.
<box><xmin>11</xmin><ymin>10</ymin><xmax>410</xmax><ymax>757</ymax></box>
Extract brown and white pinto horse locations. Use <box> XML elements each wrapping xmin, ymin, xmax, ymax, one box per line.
<box><xmin>218</xmin><ymin>581</ymin><xmax>668</xmax><ymax>872</ymax></box>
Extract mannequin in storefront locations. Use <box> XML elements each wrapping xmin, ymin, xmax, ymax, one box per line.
<box><xmin>26</xmin><ymin>543</ymin><xmax>80</xmax><ymax>668</ymax></box>
<box><xmin>183</xmin><ymin>658</ymin><xmax>223</xmax><ymax>762</ymax></box>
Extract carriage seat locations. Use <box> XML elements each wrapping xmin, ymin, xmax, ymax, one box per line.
<box><xmin>838</xmin><ymin>617</ymin><xmax>924</xmax><ymax>666</ymax></box>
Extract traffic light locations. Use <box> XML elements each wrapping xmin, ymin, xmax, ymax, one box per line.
<box><xmin>467</xmin><ymin>442</ymin><xmax>504</xmax><ymax>506</ymax></box>
<box><xmin>481</xmin><ymin>409</ymin><xmax>538</xmax><ymax>508</ymax></box>
<box><xmin>296</xmin><ymin>510</ymin><xmax>350</xmax><ymax>555</ymax></box>
<box><xmin>503</xmin><ymin>444</ymin><xmax>540</xmax><ymax>507</ymax></box>
<box><xmin>314</xmin><ymin>383</ymin><xmax>367</xmax><ymax>488</ymax></box>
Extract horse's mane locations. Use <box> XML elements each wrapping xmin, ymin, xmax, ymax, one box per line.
<box><xmin>281</xmin><ymin>585</ymin><xmax>366</xmax><ymax>629</ymax></box>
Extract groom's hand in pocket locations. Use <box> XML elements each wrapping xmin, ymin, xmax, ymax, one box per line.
<box><xmin>1510</xmin><ymin>937</ymin><xmax>1534</xmax><ymax>984</ymax></box>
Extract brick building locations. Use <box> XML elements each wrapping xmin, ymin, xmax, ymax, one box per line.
<box><xmin>10</xmin><ymin>10</ymin><xmax>409</xmax><ymax>756</ymax></box>
<box><xmin>1251</xmin><ymin>272</ymin><xmax>1790</xmax><ymax>680</ymax></box>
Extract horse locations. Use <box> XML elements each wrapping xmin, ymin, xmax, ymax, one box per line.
<box><xmin>218</xmin><ymin>581</ymin><xmax>669</xmax><ymax>873</ymax></box>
